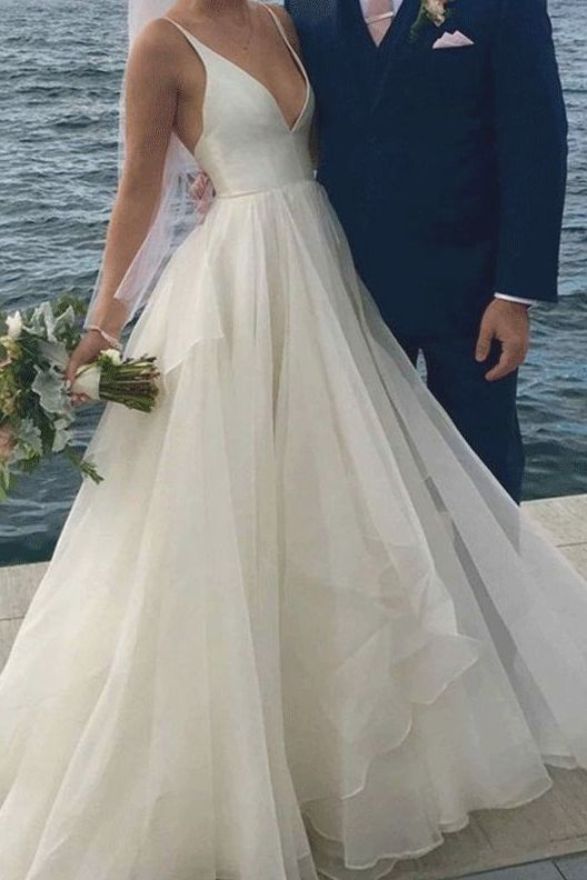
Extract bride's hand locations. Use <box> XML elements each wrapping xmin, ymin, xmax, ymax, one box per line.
<box><xmin>190</xmin><ymin>172</ymin><xmax>215</xmax><ymax>217</ymax></box>
<box><xmin>65</xmin><ymin>330</ymin><xmax>114</xmax><ymax>407</ymax></box>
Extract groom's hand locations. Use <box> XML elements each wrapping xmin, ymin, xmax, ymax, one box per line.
<box><xmin>475</xmin><ymin>299</ymin><xmax>530</xmax><ymax>382</ymax></box>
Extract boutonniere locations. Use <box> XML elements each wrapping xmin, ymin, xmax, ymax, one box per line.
<box><xmin>410</xmin><ymin>0</ymin><xmax>453</xmax><ymax>41</ymax></box>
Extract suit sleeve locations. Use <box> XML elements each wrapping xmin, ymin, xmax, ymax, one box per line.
<box><xmin>492</xmin><ymin>0</ymin><xmax>568</xmax><ymax>304</ymax></box>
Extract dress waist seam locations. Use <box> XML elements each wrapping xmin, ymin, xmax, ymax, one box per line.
<box><xmin>215</xmin><ymin>177</ymin><xmax>317</xmax><ymax>200</ymax></box>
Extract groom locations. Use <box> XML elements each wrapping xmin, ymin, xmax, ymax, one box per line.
<box><xmin>285</xmin><ymin>0</ymin><xmax>568</xmax><ymax>503</ymax></box>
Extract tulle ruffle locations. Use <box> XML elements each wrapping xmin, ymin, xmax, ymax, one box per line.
<box><xmin>1</xmin><ymin>180</ymin><xmax>587</xmax><ymax>880</ymax></box>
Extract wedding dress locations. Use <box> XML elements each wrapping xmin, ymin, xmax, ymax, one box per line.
<box><xmin>2</xmin><ymin>9</ymin><xmax>587</xmax><ymax>880</ymax></box>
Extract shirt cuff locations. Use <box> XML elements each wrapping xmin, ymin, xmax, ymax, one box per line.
<box><xmin>494</xmin><ymin>293</ymin><xmax>539</xmax><ymax>308</ymax></box>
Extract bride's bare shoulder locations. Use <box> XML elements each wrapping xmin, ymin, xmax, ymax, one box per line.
<box><xmin>129</xmin><ymin>18</ymin><xmax>189</xmax><ymax>67</ymax></box>
<box><xmin>126</xmin><ymin>17</ymin><xmax>203</xmax><ymax>87</ymax></box>
<box><xmin>265</xmin><ymin>4</ymin><xmax>301</xmax><ymax>51</ymax></box>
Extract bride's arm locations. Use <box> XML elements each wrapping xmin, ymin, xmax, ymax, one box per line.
<box><xmin>66</xmin><ymin>23</ymin><xmax>179</xmax><ymax>393</ymax></box>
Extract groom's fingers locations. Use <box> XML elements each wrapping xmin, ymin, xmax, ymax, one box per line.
<box><xmin>475</xmin><ymin>300</ymin><xmax>530</xmax><ymax>381</ymax></box>
<box><xmin>475</xmin><ymin>321</ymin><xmax>494</xmax><ymax>362</ymax></box>
<box><xmin>484</xmin><ymin>342</ymin><xmax>525</xmax><ymax>382</ymax></box>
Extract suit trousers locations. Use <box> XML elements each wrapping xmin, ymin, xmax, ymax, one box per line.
<box><xmin>395</xmin><ymin>333</ymin><xmax>526</xmax><ymax>504</ymax></box>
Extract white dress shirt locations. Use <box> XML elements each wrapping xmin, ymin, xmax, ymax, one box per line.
<box><xmin>360</xmin><ymin>0</ymin><xmax>403</xmax><ymax>18</ymax></box>
<box><xmin>359</xmin><ymin>0</ymin><xmax>537</xmax><ymax>308</ymax></box>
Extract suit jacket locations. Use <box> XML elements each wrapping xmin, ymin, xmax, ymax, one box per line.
<box><xmin>285</xmin><ymin>0</ymin><xmax>568</xmax><ymax>338</ymax></box>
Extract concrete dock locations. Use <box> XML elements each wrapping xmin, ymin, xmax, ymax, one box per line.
<box><xmin>1</xmin><ymin>494</ymin><xmax>587</xmax><ymax>880</ymax></box>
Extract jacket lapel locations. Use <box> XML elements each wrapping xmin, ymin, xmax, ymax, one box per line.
<box><xmin>372</xmin><ymin>0</ymin><xmax>423</xmax><ymax>109</ymax></box>
<box><xmin>335</xmin><ymin>0</ymin><xmax>378</xmax><ymax>100</ymax></box>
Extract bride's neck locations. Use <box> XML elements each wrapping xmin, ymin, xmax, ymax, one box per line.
<box><xmin>176</xmin><ymin>0</ymin><xmax>250</xmax><ymax>16</ymax></box>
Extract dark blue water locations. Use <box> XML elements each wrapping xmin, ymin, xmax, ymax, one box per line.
<box><xmin>0</xmin><ymin>0</ymin><xmax>585</xmax><ymax>565</ymax></box>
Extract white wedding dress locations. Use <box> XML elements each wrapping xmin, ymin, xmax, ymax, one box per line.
<box><xmin>3</xmin><ymin>10</ymin><xmax>587</xmax><ymax>880</ymax></box>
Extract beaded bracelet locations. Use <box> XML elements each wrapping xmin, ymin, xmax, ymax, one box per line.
<box><xmin>87</xmin><ymin>324</ymin><xmax>123</xmax><ymax>351</ymax></box>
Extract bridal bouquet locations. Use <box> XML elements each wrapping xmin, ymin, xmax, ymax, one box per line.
<box><xmin>0</xmin><ymin>295</ymin><xmax>160</xmax><ymax>499</ymax></box>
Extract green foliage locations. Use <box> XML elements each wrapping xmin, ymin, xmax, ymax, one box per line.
<box><xmin>0</xmin><ymin>294</ymin><xmax>160</xmax><ymax>500</ymax></box>
<box><xmin>0</xmin><ymin>294</ymin><xmax>92</xmax><ymax>496</ymax></box>
<box><xmin>63</xmin><ymin>447</ymin><xmax>104</xmax><ymax>485</ymax></box>
<box><xmin>409</xmin><ymin>0</ymin><xmax>454</xmax><ymax>42</ymax></box>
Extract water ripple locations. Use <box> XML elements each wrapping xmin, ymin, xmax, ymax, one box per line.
<box><xmin>0</xmin><ymin>0</ymin><xmax>585</xmax><ymax>563</ymax></box>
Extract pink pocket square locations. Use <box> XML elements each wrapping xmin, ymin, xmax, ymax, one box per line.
<box><xmin>432</xmin><ymin>31</ymin><xmax>475</xmax><ymax>49</ymax></box>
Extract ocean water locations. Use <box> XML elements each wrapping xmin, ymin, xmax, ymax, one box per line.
<box><xmin>0</xmin><ymin>0</ymin><xmax>585</xmax><ymax>564</ymax></box>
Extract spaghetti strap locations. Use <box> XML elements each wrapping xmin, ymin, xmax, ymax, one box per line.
<box><xmin>162</xmin><ymin>16</ymin><xmax>211</xmax><ymax>61</ymax></box>
<box><xmin>162</xmin><ymin>17</ymin><xmax>192</xmax><ymax>40</ymax></box>
<box><xmin>261</xmin><ymin>5</ymin><xmax>310</xmax><ymax>89</ymax></box>
<box><xmin>262</xmin><ymin>4</ymin><xmax>293</xmax><ymax>46</ymax></box>
<box><xmin>160</xmin><ymin>8</ymin><xmax>311</xmax><ymax>135</ymax></box>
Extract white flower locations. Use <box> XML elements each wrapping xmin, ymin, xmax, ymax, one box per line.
<box><xmin>425</xmin><ymin>0</ymin><xmax>446</xmax><ymax>25</ymax></box>
<box><xmin>6</xmin><ymin>311</ymin><xmax>23</xmax><ymax>340</ymax></box>
<box><xmin>72</xmin><ymin>364</ymin><xmax>102</xmax><ymax>400</ymax></box>
<box><xmin>411</xmin><ymin>0</ymin><xmax>451</xmax><ymax>40</ymax></box>
<box><xmin>102</xmin><ymin>348</ymin><xmax>122</xmax><ymax>366</ymax></box>
<box><xmin>425</xmin><ymin>0</ymin><xmax>449</xmax><ymax>25</ymax></box>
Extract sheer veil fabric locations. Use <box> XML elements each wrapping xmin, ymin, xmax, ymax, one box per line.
<box><xmin>84</xmin><ymin>0</ymin><xmax>205</xmax><ymax>328</ymax></box>
<box><xmin>2</xmin><ymin>2</ymin><xmax>587</xmax><ymax>880</ymax></box>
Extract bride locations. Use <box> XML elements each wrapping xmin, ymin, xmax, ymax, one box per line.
<box><xmin>1</xmin><ymin>1</ymin><xmax>587</xmax><ymax>878</ymax></box>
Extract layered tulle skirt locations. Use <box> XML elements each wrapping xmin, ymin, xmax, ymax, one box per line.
<box><xmin>2</xmin><ymin>179</ymin><xmax>587</xmax><ymax>880</ymax></box>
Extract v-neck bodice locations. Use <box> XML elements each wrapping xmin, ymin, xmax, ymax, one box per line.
<box><xmin>164</xmin><ymin>8</ymin><xmax>315</xmax><ymax>199</ymax></box>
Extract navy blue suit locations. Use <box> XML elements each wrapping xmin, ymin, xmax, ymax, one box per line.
<box><xmin>285</xmin><ymin>0</ymin><xmax>568</xmax><ymax>501</ymax></box>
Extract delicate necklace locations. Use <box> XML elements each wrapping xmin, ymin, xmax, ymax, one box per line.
<box><xmin>229</xmin><ymin>3</ymin><xmax>254</xmax><ymax>53</ymax></box>
<box><xmin>196</xmin><ymin>2</ymin><xmax>254</xmax><ymax>53</ymax></box>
